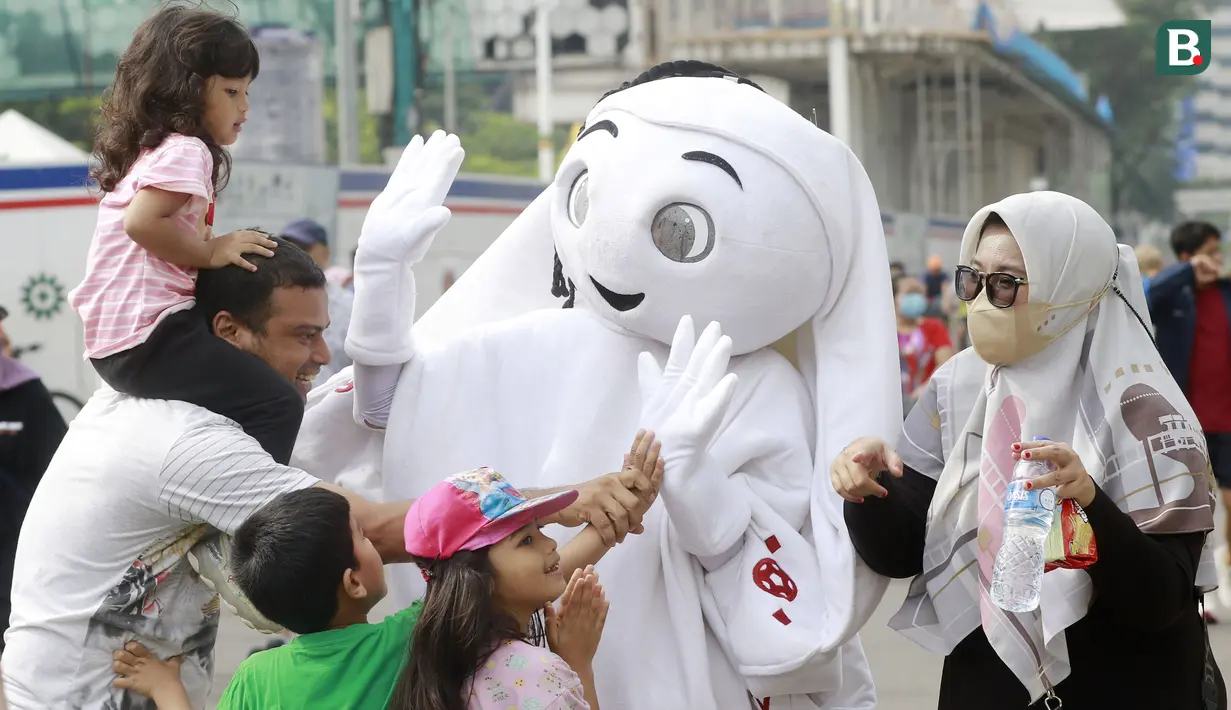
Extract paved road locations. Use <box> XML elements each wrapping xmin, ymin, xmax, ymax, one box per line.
<box><xmin>207</xmin><ymin>578</ymin><xmax>1231</xmax><ymax>709</ymax></box>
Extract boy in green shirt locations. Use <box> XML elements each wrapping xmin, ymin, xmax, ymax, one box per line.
<box><xmin>111</xmin><ymin>487</ymin><xmax>418</xmax><ymax>709</ymax></box>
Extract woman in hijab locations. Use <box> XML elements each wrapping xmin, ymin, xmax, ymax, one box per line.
<box><xmin>0</xmin><ymin>305</ymin><xmax>67</xmax><ymax>651</ymax></box>
<box><xmin>832</xmin><ymin>192</ymin><xmax>1224</xmax><ymax>709</ymax></box>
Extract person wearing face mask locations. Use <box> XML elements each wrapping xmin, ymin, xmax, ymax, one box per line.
<box><xmin>830</xmin><ymin>192</ymin><xmax>1225</xmax><ymax>709</ymax></box>
<box><xmin>894</xmin><ymin>275</ymin><xmax>953</xmax><ymax>409</ymax></box>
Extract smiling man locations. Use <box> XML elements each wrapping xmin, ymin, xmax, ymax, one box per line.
<box><xmin>3</xmin><ymin>238</ymin><xmax>379</xmax><ymax>709</ymax></box>
<box><xmin>3</xmin><ymin>233</ymin><xmax>649</xmax><ymax>710</ymax></box>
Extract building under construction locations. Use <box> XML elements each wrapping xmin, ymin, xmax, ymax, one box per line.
<box><xmin>471</xmin><ymin>0</ymin><xmax>1119</xmax><ymax>247</ymax></box>
<box><xmin>438</xmin><ymin>0</ymin><xmax>1120</xmax><ymax>260</ymax></box>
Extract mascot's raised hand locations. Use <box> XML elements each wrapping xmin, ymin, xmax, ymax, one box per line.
<box><xmin>638</xmin><ymin>316</ymin><xmax>738</xmax><ymax>494</ymax></box>
<box><xmin>347</xmin><ymin>131</ymin><xmax>464</xmax><ymax>369</ymax></box>
<box><xmin>359</xmin><ymin>130</ymin><xmax>463</xmax><ymax>263</ymax></box>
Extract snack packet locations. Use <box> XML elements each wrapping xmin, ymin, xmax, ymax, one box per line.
<box><xmin>1044</xmin><ymin>498</ymin><xmax>1098</xmax><ymax>571</ymax></box>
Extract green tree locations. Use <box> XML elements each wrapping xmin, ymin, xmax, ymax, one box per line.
<box><xmin>322</xmin><ymin>87</ymin><xmax>385</xmax><ymax>164</ymax></box>
<box><xmin>415</xmin><ymin>80</ymin><xmax>492</xmax><ymax>135</ymax></box>
<box><xmin>1042</xmin><ymin>0</ymin><xmax>1203</xmax><ymax>219</ymax></box>
<box><xmin>418</xmin><ymin>110</ymin><xmax>572</xmax><ymax>177</ymax></box>
<box><xmin>3</xmin><ymin>85</ymin><xmax>572</xmax><ymax>178</ymax></box>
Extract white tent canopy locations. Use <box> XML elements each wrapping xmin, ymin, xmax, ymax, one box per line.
<box><xmin>0</xmin><ymin>109</ymin><xmax>90</xmax><ymax>165</ymax></box>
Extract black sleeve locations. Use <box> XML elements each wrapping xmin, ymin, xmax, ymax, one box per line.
<box><xmin>843</xmin><ymin>465</ymin><xmax>938</xmax><ymax>578</ymax></box>
<box><xmin>1146</xmin><ymin>261</ymin><xmax>1195</xmax><ymax>315</ymax></box>
<box><xmin>91</xmin><ymin>309</ymin><xmax>304</xmax><ymax>464</ymax></box>
<box><xmin>1082</xmin><ymin>485</ymin><xmax>1206</xmax><ymax>633</ymax></box>
<box><xmin>0</xmin><ymin>378</ymin><xmax>67</xmax><ymax>490</ymax></box>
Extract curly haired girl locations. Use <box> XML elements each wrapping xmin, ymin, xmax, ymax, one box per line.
<box><xmin>68</xmin><ymin>4</ymin><xmax>306</xmax><ymax>464</ymax></box>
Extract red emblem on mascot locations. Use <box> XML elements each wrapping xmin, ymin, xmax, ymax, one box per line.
<box><xmin>752</xmin><ymin>557</ymin><xmax>797</xmax><ymax>602</ymax></box>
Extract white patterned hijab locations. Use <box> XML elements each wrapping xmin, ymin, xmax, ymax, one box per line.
<box><xmin>889</xmin><ymin>191</ymin><xmax>1217</xmax><ymax>702</ymax></box>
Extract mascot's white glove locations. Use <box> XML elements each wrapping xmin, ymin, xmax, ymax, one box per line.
<box><xmin>638</xmin><ymin>316</ymin><xmax>750</xmax><ymax>558</ymax></box>
<box><xmin>345</xmin><ymin>130</ymin><xmax>464</xmax><ymax>366</ymax></box>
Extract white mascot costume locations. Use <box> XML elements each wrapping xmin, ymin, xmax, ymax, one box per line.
<box><xmin>294</xmin><ymin>62</ymin><xmax>901</xmax><ymax>709</ymax></box>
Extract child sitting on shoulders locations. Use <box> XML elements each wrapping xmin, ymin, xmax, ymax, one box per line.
<box><xmin>69</xmin><ymin>4</ymin><xmax>304</xmax><ymax>464</ymax></box>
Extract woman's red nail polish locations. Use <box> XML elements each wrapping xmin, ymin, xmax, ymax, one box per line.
<box><xmin>856</xmin><ymin>497</ymin><xmax>865</xmax><ymax>503</ymax></box>
<box><xmin>1025</xmin><ymin>482</ymin><xmax>1033</xmax><ymax>490</ymax></box>
<box><xmin>1024</xmin><ymin>452</ymin><xmax>1031</xmax><ymax>459</ymax></box>
<box><xmin>1012</xmin><ymin>443</ymin><xmax>1021</xmax><ymax>451</ymax></box>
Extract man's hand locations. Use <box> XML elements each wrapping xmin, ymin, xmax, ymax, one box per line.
<box><xmin>540</xmin><ymin>430</ymin><xmax>663</xmax><ymax>546</ymax></box>
<box><xmin>545</xmin><ymin>474</ymin><xmax>638</xmax><ymax>545</ymax></box>
<box><xmin>1192</xmin><ymin>254</ymin><xmax>1221</xmax><ymax>288</ymax></box>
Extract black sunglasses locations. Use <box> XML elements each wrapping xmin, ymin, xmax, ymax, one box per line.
<box><xmin>954</xmin><ymin>265</ymin><xmax>1028</xmax><ymax>309</ymax></box>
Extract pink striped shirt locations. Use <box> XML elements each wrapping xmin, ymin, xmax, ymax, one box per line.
<box><xmin>69</xmin><ymin>134</ymin><xmax>215</xmax><ymax>359</ymax></box>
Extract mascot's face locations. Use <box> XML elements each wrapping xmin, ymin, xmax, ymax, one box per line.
<box><xmin>549</xmin><ymin>94</ymin><xmax>829</xmax><ymax>355</ymax></box>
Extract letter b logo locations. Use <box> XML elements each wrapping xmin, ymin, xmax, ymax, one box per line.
<box><xmin>1157</xmin><ymin>20</ymin><xmax>1212</xmax><ymax>75</ymax></box>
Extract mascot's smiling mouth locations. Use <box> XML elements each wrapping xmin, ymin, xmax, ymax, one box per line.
<box><xmin>590</xmin><ymin>277</ymin><xmax>645</xmax><ymax>312</ymax></box>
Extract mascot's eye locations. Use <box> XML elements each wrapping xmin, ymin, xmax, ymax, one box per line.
<box><xmin>651</xmin><ymin>203</ymin><xmax>715</xmax><ymax>263</ymax></box>
<box><xmin>567</xmin><ymin>171</ymin><xmax>590</xmax><ymax>227</ymax></box>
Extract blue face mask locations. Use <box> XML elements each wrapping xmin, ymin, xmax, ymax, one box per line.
<box><xmin>899</xmin><ymin>292</ymin><xmax>927</xmax><ymax>319</ymax></box>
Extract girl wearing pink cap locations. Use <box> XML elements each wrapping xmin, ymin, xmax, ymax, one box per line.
<box><xmin>389</xmin><ymin>432</ymin><xmax>663</xmax><ymax>710</ymax></box>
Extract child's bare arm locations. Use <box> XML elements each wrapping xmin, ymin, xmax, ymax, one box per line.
<box><xmin>125</xmin><ymin>188</ymin><xmax>276</xmax><ymax>271</ymax></box>
<box><xmin>124</xmin><ymin>187</ymin><xmax>214</xmax><ymax>267</ymax></box>
<box><xmin>112</xmin><ymin>642</ymin><xmax>193</xmax><ymax>710</ymax></box>
<box><xmin>559</xmin><ymin>525</ymin><xmax>610</xmax><ymax>579</ymax></box>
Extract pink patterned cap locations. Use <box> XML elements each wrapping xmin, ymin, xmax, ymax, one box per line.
<box><xmin>404</xmin><ymin>467</ymin><xmax>579</xmax><ymax>561</ymax></box>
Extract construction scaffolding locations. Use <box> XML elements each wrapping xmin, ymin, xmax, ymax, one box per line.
<box><xmin>649</xmin><ymin>0</ymin><xmax>1114</xmax><ymax>221</ymax></box>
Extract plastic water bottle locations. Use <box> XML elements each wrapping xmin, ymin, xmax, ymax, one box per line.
<box><xmin>990</xmin><ymin>437</ymin><xmax>1057</xmax><ymax>613</ymax></box>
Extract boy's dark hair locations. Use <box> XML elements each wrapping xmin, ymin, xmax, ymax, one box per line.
<box><xmin>91</xmin><ymin>3</ymin><xmax>260</xmax><ymax>194</ymax></box>
<box><xmin>230</xmin><ymin>487</ymin><xmax>356</xmax><ymax>635</ymax></box>
<box><xmin>1170</xmin><ymin>221</ymin><xmax>1221</xmax><ymax>260</ymax></box>
<box><xmin>195</xmin><ymin>233</ymin><xmax>326</xmax><ymax>335</ymax></box>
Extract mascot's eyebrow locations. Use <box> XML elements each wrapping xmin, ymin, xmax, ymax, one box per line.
<box><xmin>682</xmin><ymin>151</ymin><xmax>742</xmax><ymax>190</ymax></box>
<box><xmin>578</xmin><ymin>120</ymin><xmax>618</xmax><ymax>141</ymax></box>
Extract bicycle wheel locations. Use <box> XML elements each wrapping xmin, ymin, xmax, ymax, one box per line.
<box><xmin>49</xmin><ymin>390</ymin><xmax>85</xmax><ymax>423</ymax></box>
